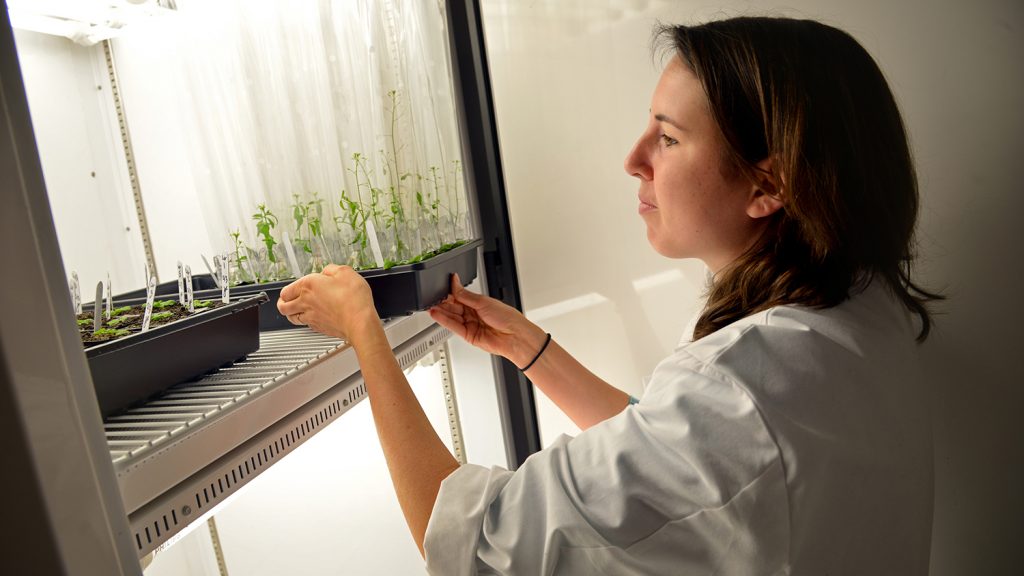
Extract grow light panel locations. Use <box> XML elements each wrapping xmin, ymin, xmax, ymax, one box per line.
<box><xmin>6</xmin><ymin>0</ymin><xmax>177</xmax><ymax>46</ymax></box>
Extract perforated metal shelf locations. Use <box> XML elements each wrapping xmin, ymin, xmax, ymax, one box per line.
<box><xmin>105</xmin><ymin>330</ymin><xmax>342</xmax><ymax>465</ymax></box>
<box><xmin>108</xmin><ymin>311</ymin><xmax>451</xmax><ymax>558</ymax></box>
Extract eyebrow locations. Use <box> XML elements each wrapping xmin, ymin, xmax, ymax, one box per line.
<box><xmin>654</xmin><ymin>113</ymin><xmax>685</xmax><ymax>130</ymax></box>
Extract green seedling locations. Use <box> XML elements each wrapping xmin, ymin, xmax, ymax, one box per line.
<box><xmin>194</xmin><ymin>300</ymin><xmax>214</xmax><ymax>309</ymax></box>
<box><xmin>253</xmin><ymin>203</ymin><xmax>279</xmax><ymax>263</ymax></box>
<box><xmin>380</xmin><ymin>91</ymin><xmax>410</xmax><ymax>259</ymax></box>
<box><xmin>107</xmin><ymin>314</ymin><xmax>137</xmax><ymax>328</ymax></box>
<box><xmin>343</xmin><ymin>153</ymin><xmax>389</xmax><ymax>268</ymax></box>
<box><xmin>290</xmin><ymin>193</ymin><xmax>312</xmax><ymax>254</ymax></box>
<box><xmin>153</xmin><ymin>300</ymin><xmax>176</xmax><ymax>309</ymax></box>
<box><xmin>447</xmin><ymin>159</ymin><xmax>463</xmax><ymax>241</ymax></box>
<box><xmin>94</xmin><ymin>328</ymin><xmax>129</xmax><ymax>339</ymax></box>
<box><xmin>151</xmin><ymin>311</ymin><xmax>173</xmax><ymax>322</ymax></box>
<box><xmin>110</xmin><ymin>306</ymin><xmax>131</xmax><ymax>317</ymax></box>
<box><xmin>421</xmin><ymin>166</ymin><xmax>444</xmax><ymax>247</ymax></box>
<box><xmin>307</xmin><ymin>191</ymin><xmax>324</xmax><ymax>255</ymax></box>
<box><xmin>350</xmin><ymin>152</ymin><xmax>383</xmax><ymax>231</ymax></box>
<box><xmin>291</xmin><ymin>192</ymin><xmax>327</xmax><ymax>257</ymax></box>
<box><xmin>230</xmin><ymin>230</ymin><xmax>252</xmax><ymax>284</ymax></box>
<box><xmin>77</xmin><ymin>318</ymin><xmax>91</xmax><ymax>328</ymax></box>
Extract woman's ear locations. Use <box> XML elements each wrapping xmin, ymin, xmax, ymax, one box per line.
<box><xmin>747</xmin><ymin>157</ymin><xmax>784</xmax><ymax>219</ymax></box>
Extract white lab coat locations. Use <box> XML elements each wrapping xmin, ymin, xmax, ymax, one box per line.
<box><xmin>424</xmin><ymin>281</ymin><xmax>933</xmax><ymax>575</ymax></box>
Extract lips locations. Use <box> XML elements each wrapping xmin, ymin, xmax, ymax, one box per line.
<box><xmin>638</xmin><ymin>195</ymin><xmax>657</xmax><ymax>214</ymax></box>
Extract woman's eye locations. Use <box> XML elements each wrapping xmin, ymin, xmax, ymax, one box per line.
<box><xmin>659</xmin><ymin>134</ymin><xmax>678</xmax><ymax>147</ymax></box>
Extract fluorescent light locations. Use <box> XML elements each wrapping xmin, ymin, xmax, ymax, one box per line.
<box><xmin>6</xmin><ymin>0</ymin><xmax>175</xmax><ymax>46</ymax></box>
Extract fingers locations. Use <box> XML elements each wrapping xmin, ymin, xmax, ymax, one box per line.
<box><xmin>279</xmin><ymin>277</ymin><xmax>304</xmax><ymax>303</ymax></box>
<box><xmin>277</xmin><ymin>283</ymin><xmax>306</xmax><ymax>316</ymax></box>
<box><xmin>449</xmin><ymin>271</ymin><xmax>489</xmax><ymax>307</ymax></box>
<box><xmin>434</xmin><ymin>294</ymin><xmax>464</xmax><ymax>317</ymax></box>
<box><xmin>428</xmin><ymin>306</ymin><xmax>468</xmax><ymax>339</ymax></box>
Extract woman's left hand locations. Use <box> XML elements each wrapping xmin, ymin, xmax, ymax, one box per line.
<box><xmin>277</xmin><ymin>264</ymin><xmax>381</xmax><ymax>345</ymax></box>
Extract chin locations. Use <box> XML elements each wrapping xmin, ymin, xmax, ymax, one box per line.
<box><xmin>646</xmin><ymin>231</ymin><xmax>692</xmax><ymax>260</ymax></box>
<box><xmin>645</xmin><ymin>229</ymin><xmax>676</xmax><ymax>258</ymax></box>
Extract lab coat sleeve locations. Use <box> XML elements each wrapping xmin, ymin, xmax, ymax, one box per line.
<box><xmin>423</xmin><ymin>349</ymin><xmax>787</xmax><ymax>575</ymax></box>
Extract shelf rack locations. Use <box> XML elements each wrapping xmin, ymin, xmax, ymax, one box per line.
<box><xmin>111</xmin><ymin>313</ymin><xmax>450</xmax><ymax>558</ymax></box>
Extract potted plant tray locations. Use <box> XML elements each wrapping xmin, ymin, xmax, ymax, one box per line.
<box><xmin>201</xmin><ymin>238</ymin><xmax>483</xmax><ymax>331</ymax></box>
<box><xmin>82</xmin><ymin>292</ymin><xmax>267</xmax><ymax>417</ymax></box>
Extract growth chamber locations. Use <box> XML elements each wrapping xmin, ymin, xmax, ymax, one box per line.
<box><xmin>0</xmin><ymin>0</ymin><xmax>540</xmax><ymax>574</ymax></box>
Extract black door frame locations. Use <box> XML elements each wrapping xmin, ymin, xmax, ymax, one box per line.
<box><xmin>445</xmin><ymin>0</ymin><xmax>542</xmax><ymax>469</ymax></box>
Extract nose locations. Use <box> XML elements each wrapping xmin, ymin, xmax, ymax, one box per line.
<box><xmin>624</xmin><ymin>134</ymin><xmax>653</xmax><ymax>181</ymax></box>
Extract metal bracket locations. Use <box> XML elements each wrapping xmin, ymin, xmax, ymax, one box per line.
<box><xmin>102</xmin><ymin>39</ymin><xmax>158</xmax><ymax>281</ymax></box>
<box><xmin>439</xmin><ymin>342</ymin><xmax>467</xmax><ymax>465</ymax></box>
<box><xmin>206</xmin><ymin>517</ymin><xmax>230</xmax><ymax>576</ymax></box>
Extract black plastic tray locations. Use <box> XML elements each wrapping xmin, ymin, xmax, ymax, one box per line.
<box><xmin>361</xmin><ymin>238</ymin><xmax>483</xmax><ymax>317</ymax></box>
<box><xmin>86</xmin><ymin>292</ymin><xmax>267</xmax><ymax>417</ymax></box>
<box><xmin>192</xmin><ymin>238</ymin><xmax>482</xmax><ymax>331</ymax></box>
<box><xmin>114</xmin><ymin>273</ymin><xmax>219</xmax><ymax>300</ymax></box>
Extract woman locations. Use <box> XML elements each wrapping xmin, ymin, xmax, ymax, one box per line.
<box><xmin>279</xmin><ymin>16</ymin><xmax>938</xmax><ymax>575</ymax></box>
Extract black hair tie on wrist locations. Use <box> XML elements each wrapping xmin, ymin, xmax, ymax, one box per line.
<box><xmin>520</xmin><ymin>333</ymin><xmax>552</xmax><ymax>372</ymax></box>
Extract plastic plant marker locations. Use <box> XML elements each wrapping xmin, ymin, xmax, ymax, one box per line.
<box><xmin>185</xmin><ymin>265</ymin><xmax>195</xmax><ymax>313</ymax></box>
<box><xmin>282</xmin><ymin>230</ymin><xmax>303</xmax><ymax>278</ymax></box>
<box><xmin>93</xmin><ymin>282</ymin><xmax>103</xmax><ymax>333</ymax></box>
<box><xmin>246</xmin><ymin>246</ymin><xmax>264</xmax><ymax>281</ymax></box>
<box><xmin>71</xmin><ymin>271</ymin><xmax>81</xmax><ymax>314</ymax></box>
<box><xmin>318</xmin><ymin>235</ymin><xmax>334</xmax><ymax>266</ymax></box>
<box><xmin>365</xmin><ymin>218</ymin><xmax>386</xmax><ymax>268</ymax></box>
<box><xmin>220</xmin><ymin>253</ymin><xmax>230</xmax><ymax>304</ymax></box>
<box><xmin>177</xmin><ymin>261</ymin><xmax>185</xmax><ymax>305</ymax></box>
<box><xmin>203</xmin><ymin>254</ymin><xmax>221</xmax><ymax>289</ymax></box>
<box><xmin>141</xmin><ymin>276</ymin><xmax>157</xmax><ymax>332</ymax></box>
<box><xmin>105</xmin><ymin>274</ymin><xmax>112</xmax><ymax>320</ymax></box>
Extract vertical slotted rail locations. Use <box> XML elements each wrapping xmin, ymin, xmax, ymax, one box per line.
<box><xmin>207</xmin><ymin>517</ymin><xmax>230</xmax><ymax>576</ymax></box>
<box><xmin>439</xmin><ymin>343</ymin><xmax>467</xmax><ymax>465</ymax></box>
<box><xmin>102</xmin><ymin>39</ymin><xmax>158</xmax><ymax>281</ymax></box>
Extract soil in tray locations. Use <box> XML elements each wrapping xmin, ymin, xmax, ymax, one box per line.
<box><xmin>78</xmin><ymin>299</ymin><xmax>226</xmax><ymax>347</ymax></box>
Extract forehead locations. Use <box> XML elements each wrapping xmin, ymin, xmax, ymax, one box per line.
<box><xmin>652</xmin><ymin>57</ymin><xmax>710</xmax><ymax>120</ymax></box>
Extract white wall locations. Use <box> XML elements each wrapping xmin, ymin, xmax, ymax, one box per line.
<box><xmin>480</xmin><ymin>0</ymin><xmax>1024</xmax><ymax>573</ymax></box>
<box><xmin>109</xmin><ymin>27</ymin><xmax>216</xmax><ymax>283</ymax></box>
<box><xmin>13</xmin><ymin>30</ymin><xmax>149</xmax><ymax>295</ymax></box>
<box><xmin>13</xmin><ymin>28</ymin><xmax>227</xmax><ymax>290</ymax></box>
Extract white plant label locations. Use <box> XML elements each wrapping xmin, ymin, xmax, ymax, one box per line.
<box><xmin>318</xmin><ymin>235</ymin><xmax>334</xmax><ymax>265</ymax></box>
<box><xmin>105</xmin><ymin>274</ymin><xmax>112</xmax><ymax>320</ymax></box>
<box><xmin>282</xmin><ymin>230</ymin><xmax>303</xmax><ymax>278</ymax></box>
<box><xmin>365</xmin><ymin>219</ymin><xmax>386</xmax><ymax>268</ymax></box>
<box><xmin>93</xmin><ymin>282</ymin><xmax>103</xmax><ymax>333</ymax></box>
<box><xmin>203</xmin><ymin>254</ymin><xmax>221</xmax><ymax>289</ymax></box>
<box><xmin>246</xmin><ymin>246</ymin><xmax>262</xmax><ymax>281</ymax></box>
<box><xmin>177</xmin><ymin>261</ymin><xmax>185</xmax><ymax>305</ymax></box>
<box><xmin>70</xmin><ymin>271</ymin><xmax>81</xmax><ymax>314</ymax></box>
<box><xmin>219</xmin><ymin>253</ymin><xmax>230</xmax><ymax>304</ymax></box>
<box><xmin>185</xmin><ymin>265</ymin><xmax>195</xmax><ymax>313</ymax></box>
<box><xmin>141</xmin><ymin>276</ymin><xmax>157</xmax><ymax>332</ymax></box>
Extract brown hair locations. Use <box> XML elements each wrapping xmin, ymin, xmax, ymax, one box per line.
<box><xmin>656</xmin><ymin>17</ymin><xmax>941</xmax><ymax>341</ymax></box>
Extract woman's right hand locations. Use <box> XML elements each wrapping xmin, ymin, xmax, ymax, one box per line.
<box><xmin>429</xmin><ymin>274</ymin><xmax>547</xmax><ymax>369</ymax></box>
